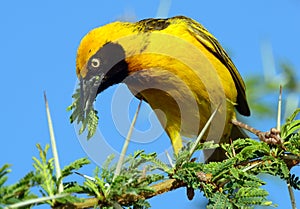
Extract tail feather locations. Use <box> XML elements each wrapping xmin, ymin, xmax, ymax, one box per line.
<box><xmin>230</xmin><ymin>124</ymin><xmax>248</xmax><ymax>139</ymax></box>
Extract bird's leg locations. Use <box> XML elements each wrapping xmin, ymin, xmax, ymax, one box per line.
<box><xmin>231</xmin><ymin>119</ymin><xmax>283</xmax><ymax>146</ymax></box>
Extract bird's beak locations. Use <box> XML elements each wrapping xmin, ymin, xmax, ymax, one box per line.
<box><xmin>79</xmin><ymin>73</ymin><xmax>103</xmax><ymax>115</ymax></box>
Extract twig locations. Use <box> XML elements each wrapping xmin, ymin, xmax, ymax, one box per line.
<box><xmin>282</xmin><ymin>154</ymin><xmax>300</xmax><ymax>161</ymax></box>
<box><xmin>44</xmin><ymin>92</ymin><xmax>64</xmax><ymax>193</ymax></box>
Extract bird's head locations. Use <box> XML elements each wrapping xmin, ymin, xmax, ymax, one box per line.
<box><xmin>76</xmin><ymin>24</ymin><xmax>130</xmax><ymax>113</ymax></box>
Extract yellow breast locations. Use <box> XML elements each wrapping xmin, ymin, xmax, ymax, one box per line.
<box><xmin>116</xmin><ymin>30</ymin><xmax>237</xmax><ymax>151</ymax></box>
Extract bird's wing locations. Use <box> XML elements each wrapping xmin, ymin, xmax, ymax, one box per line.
<box><xmin>176</xmin><ymin>16</ymin><xmax>250</xmax><ymax>116</ymax></box>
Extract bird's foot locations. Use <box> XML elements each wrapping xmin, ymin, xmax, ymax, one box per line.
<box><xmin>231</xmin><ymin>119</ymin><xmax>284</xmax><ymax>146</ymax></box>
<box><xmin>257</xmin><ymin>128</ymin><xmax>283</xmax><ymax>145</ymax></box>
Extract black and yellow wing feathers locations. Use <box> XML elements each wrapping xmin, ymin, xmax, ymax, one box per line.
<box><xmin>134</xmin><ymin>16</ymin><xmax>250</xmax><ymax>116</ymax></box>
<box><xmin>173</xmin><ymin>16</ymin><xmax>250</xmax><ymax>116</ymax></box>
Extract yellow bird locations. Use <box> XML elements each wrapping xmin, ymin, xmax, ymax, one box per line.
<box><xmin>76</xmin><ymin>16</ymin><xmax>250</xmax><ymax>161</ymax></box>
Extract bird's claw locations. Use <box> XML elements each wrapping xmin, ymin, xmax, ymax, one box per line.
<box><xmin>258</xmin><ymin>128</ymin><xmax>283</xmax><ymax>145</ymax></box>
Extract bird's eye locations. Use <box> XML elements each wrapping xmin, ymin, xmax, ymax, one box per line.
<box><xmin>90</xmin><ymin>58</ymin><xmax>101</xmax><ymax>68</ymax></box>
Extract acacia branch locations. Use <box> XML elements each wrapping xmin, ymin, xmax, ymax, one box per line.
<box><xmin>54</xmin><ymin>179</ymin><xmax>186</xmax><ymax>209</ymax></box>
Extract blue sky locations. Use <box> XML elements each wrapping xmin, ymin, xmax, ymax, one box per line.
<box><xmin>1</xmin><ymin>1</ymin><xmax>300</xmax><ymax>208</ymax></box>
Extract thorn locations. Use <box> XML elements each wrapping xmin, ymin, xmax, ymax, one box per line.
<box><xmin>188</xmin><ymin>103</ymin><xmax>221</xmax><ymax>159</ymax></box>
<box><xmin>165</xmin><ymin>150</ymin><xmax>174</xmax><ymax>168</ymax></box>
<box><xmin>113</xmin><ymin>99</ymin><xmax>143</xmax><ymax>180</ymax></box>
<box><xmin>277</xmin><ymin>85</ymin><xmax>282</xmax><ymax>130</ymax></box>
<box><xmin>230</xmin><ymin>138</ymin><xmax>236</xmax><ymax>157</ymax></box>
<box><xmin>44</xmin><ymin>92</ymin><xmax>63</xmax><ymax>193</ymax></box>
<box><xmin>74</xmin><ymin>171</ymin><xmax>96</xmax><ymax>182</ymax></box>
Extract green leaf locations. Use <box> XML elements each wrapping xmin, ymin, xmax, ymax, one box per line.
<box><xmin>0</xmin><ymin>164</ymin><xmax>11</xmax><ymax>188</ymax></box>
<box><xmin>68</xmin><ymin>85</ymin><xmax>99</xmax><ymax>140</ymax></box>
<box><xmin>207</xmin><ymin>192</ymin><xmax>232</xmax><ymax>209</ymax></box>
<box><xmin>230</xmin><ymin>168</ymin><xmax>240</xmax><ymax>180</ymax></box>
<box><xmin>284</xmin><ymin>133</ymin><xmax>300</xmax><ymax>155</ymax></box>
<box><xmin>61</xmin><ymin>158</ymin><xmax>90</xmax><ymax>177</ymax></box>
<box><xmin>289</xmin><ymin>174</ymin><xmax>300</xmax><ymax>190</ymax></box>
<box><xmin>281</xmin><ymin>108</ymin><xmax>300</xmax><ymax>139</ymax></box>
<box><xmin>32</xmin><ymin>144</ymin><xmax>56</xmax><ymax>205</ymax></box>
